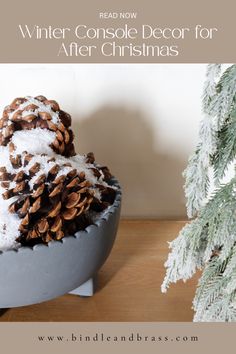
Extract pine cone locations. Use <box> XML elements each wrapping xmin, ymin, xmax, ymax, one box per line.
<box><xmin>0</xmin><ymin>152</ymin><xmax>116</xmax><ymax>246</ymax></box>
<box><xmin>0</xmin><ymin>96</ymin><xmax>75</xmax><ymax>157</ymax></box>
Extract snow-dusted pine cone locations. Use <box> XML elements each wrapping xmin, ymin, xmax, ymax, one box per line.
<box><xmin>0</xmin><ymin>96</ymin><xmax>75</xmax><ymax>157</ymax></box>
<box><xmin>0</xmin><ymin>152</ymin><xmax>116</xmax><ymax>246</ymax></box>
<box><xmin>0</xmin><ymin>95</ymin><xmax>117</xmax><ymax>250</ymax></box>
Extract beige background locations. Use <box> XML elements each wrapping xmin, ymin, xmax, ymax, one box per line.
<box><xmin>0</xmin><ymin>63</ymin><xmax>211</xmax><ymax>218</ymax></box>
<box><xmin>0</xmin><ymin>0</ymin><xmax>235</xmax><ymax>63</ymax></box>
<box><xmin>0</xmin><ymin>322</ymin><xmax>235</xmax><ymax>354</ymax></box>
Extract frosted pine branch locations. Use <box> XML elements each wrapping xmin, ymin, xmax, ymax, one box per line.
<box><xmin>162</xmin><ymin>180</ymin><xmax>236</xmax><ymax>293</ymax></box>
<box><xmin>161</xmin><ymin>220</ymin><xmax>206</xmax><ymax>293</ymax></box>
<box><xmin>202</xmin><ymin>64</ymin><xmax>221</xmax><ymax>112</ymax></box>
<box><xmin>212</xmin><ymin>110</ymin><xmax>236</xmax><ymax>183</ymax></box>
<box><xmin>207</xmin><ymin>65</ymin><xmax>236</xmax><ymax>128</ymax></box>
<box><xmin>184</xmin><ymin>65</ymin><xmax>236</xmax><ymax>218</ymax></box>
<box><xmin>162</xmin><ymin>64</ymin><xmax>236</xmax><ymax>322</ymax></box>
<box><xmin>193</xmin><ymin>248</ymin><xmax>236</xmax><ymax>322</ymax></box>
<box><xmin>184</xmin><ymin>114</ymin><xmax>217</xmax><ymax>217</ymax></box>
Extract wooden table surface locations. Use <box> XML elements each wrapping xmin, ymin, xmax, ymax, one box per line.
<box><xmin>0</xmin><ymin>220</ymin><xmax>199</xmax><ymax>322</ymax></box>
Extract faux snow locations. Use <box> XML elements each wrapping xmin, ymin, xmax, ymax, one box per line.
<box><xmin>11</xmin><ymin>128</ymin><xmax>56</xmax><ymax>155</ymax></box>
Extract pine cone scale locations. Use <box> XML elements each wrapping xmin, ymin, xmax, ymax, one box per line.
<box><xmin>37</xmin><ymin>219</ymin><xmax>49</xmax><ymax>233</ymax></box>
<box><xmin>51</xmin><ymin>216</ymin><xmax>62</xmax><ymax>233</ymax></box>
<box><xmin>49</xmin><ymin>183</ymin><xmax>63</xmax><ymax>198</ymax></box>
<box><xmin>32</xmin><ymin>184</ymin><xmax>45</xmax><ymax>198</ymax></box>
<box><xmin>66</xmin><ymin>192</ymin><xmax>81</xmax><ymax>209</ymax></box>
<box><xmin>62</xmin><ymin>208</ymin><xmax>78</xmax><ymax>220</ymax></box>
<box><xmin>29</xmin><ymin>197</ymin><xmax>41</xmax><ymax>213</ymax></box>
<box><xmin>48</xmin><ymin>201</ymin><xmax>62</xmax><ymax>218</ymax></box>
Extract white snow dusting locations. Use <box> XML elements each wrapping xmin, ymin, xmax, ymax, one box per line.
<box><xmin>11</xmin><ymin>128</ymin><xmax>56</xmax><ymax>156</ymax></box>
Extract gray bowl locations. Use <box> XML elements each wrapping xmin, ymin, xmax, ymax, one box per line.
<box><xmin>0</xmin><ymin>178</ymin><xmax>121</xmax><ymax>308</ymax></box>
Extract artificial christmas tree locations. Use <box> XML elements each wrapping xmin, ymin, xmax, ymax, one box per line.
<box><xmin>162</xmin><ymin>64</ymin><xmax>236</xmax><ymax>322</ymax></box>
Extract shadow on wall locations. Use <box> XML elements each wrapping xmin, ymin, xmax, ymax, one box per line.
<box><xmin>72</xmin><ymin>107</ymin><xmax>187</xmax><ymax>219</ymax></box>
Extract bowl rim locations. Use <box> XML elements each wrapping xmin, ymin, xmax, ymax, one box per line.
<box><xmin>0</xmin><ymin>177</ymin><xmax>122</xmax><ymax>256</ymax></box>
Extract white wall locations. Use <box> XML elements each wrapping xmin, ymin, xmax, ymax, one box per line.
<box><xmin>0</xmin><ymin>64</ymin><xmax>207</xmax><ymax>218</ymax></box>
